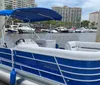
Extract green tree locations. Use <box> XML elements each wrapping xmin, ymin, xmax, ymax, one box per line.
<box><xmin>90</xmin><ymin>22</ymin><xmax>95</xmax><ymax>28</ymax></box>
<box><xmin>57</xmin><ymin>21</ymin><xmax>65</xmax><ymax>27</ymax></box>
<box><xmin>6</xmin><ymin>5</ymin><xmax>12</xmax><ymax>10</ymax></box>
<box><xmin>75</xmin><ymin>17</ymin><xmax>81</xmax><ymax>28</ymax></box>
<box><xmin>66</xmin><ymin>22</ymin><xmax>73</xmax><ymax>28</ymax></box>
<box><xmin>81</xmin><ymin>20</ymin><xmax>90</xmax><ymax>28</ymax></box>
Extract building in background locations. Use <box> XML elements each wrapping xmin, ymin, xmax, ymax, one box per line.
<box><xmin>89</xmin><ymin>11</ymin><xmax>99</xmax><ymax>28</ymax></box>
<box><xmin>5</xmin><ymin>0</ymin><xmax>37</xmax><ymax>9</ymax></box>
<box><xmin>52</xmin><ymin>6</ymin><xmax>82</xmax><ymax>24</ymax></box>
<box><xmin>5</xmin><ymin>0</ymin><xmax>12</xmax><ymax>9</ymax></box>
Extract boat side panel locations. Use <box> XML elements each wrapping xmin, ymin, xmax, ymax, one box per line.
<box><xmin>60</xmin><ymin>65</ymin><xmax>100</xmax><ymax>74</ymax></box>
<box><xmin>56</xmin><ymin>57</ymin><xmax>100</xmax><ymax>68</ymax></box>
<box><xmin>15</xmin><ymin>50</ymin><xmax>33</xmax><ymax>58</ymax></box>
<box><xmin>33</xmin><ymin>53</ymin><xmax>56</xmax><ymax>63</ymax></box>
<box><xmin>14</xmin><ymin>55</ymin><xmax>61</xmax><ymax>75</ymax></box>
<box><xmin>1</xmin><ymin>48</ymin><xmax>100</xmax><ymax>85</ymax></box>
<box><xmin>40</xmin><ymin>71</ymin><xmax>65</xmax><ymax>83</ymax></box>
<box><xmin>65</xmin><ymin>78</ymin><xmax>100</xmax><ymax>85</ymax></box>
<box><xmin>0</xmin><ymin>48</ymin><xmax>11</xmax><ymax>54</ymax></box>
<box><xmin>21</xmin><ymin>66</ymin><xmax>40</xmax><ymax>75</ymax></box>
<box><xmin>0</xmin><ymin>53</ymin><xmax>11</xmax><ymax>60</ymax></box>
<box><xmin>62</xmin><ymin>71</ymin><xmax>100</xmax><ymax>80</ymax></box>
<box><xmin>1</xmin><ymin>60</ymin><xmax>21</xmax><ymax>70</ymax></box>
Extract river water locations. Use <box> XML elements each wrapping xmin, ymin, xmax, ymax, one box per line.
<box><xmin>4</xmin><ymin>33</ymin><xmax>96</xmax><ymax>48</ymax></box>
<box><xmin>0</xmin><ymin>33</ymin><xmax>96</xmax><ymax>85</ymax></box>
<box><xmin>5</xmin><ymin>33</ymin><xmax>96</xmax><ymax>47</ymax></box>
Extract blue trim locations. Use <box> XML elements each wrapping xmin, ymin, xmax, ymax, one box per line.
<box><xmin>14</xmin><ymin>56</ymin><xmax>61</xmax><ymax>75</ymax></box>
<box><xmin>14</xmin><ymin>50</ymin><xmax>33</xmax><ymax>58</ymax></box>
<box><xmin>21</xmin><ymin>66</ymin><xmax>40</xmax><ymax>75</ymax></box>
<box><xmin>1</xmin><ymin>61</ymin><xmax>21</xmax><ymax>70</ymax></box>
<box><xmin>40</xmin><ymin>71</ymin><xmax>65</xmax><ymax>84</ymax></box>
<box><xmin>0</xmin><ymin>48</ymin><xmax>11</xmax><ymax>54</ymax></box>
<box><xmin>62</xmin><ymin>71</ymin><xmax>100</xmax><ymax>80</ymax></box>
<box><xmin>1</xmin><ymin>60</ymin><xmax>12</xmax><ymax>67</ymax></box>
<box><xmin>65</xmin><ymin>78</ymin><xmax>100</xmax><ymax>85</ymax></box>
<box><xmin>34</xmin><ymin>53</ymin><xmax>56</xmax><ymax>63</ymax></box>
<box><xmin>56</xmin><ymin>57</ymin><xmax>100</xmax><ymax>68</ymax></box>
<box><xmin>60</xmin><ymin>65</ymin><xmax>100</xmax><ymax>74</ymax></box>
<box><xmin>0</xmin><ymin>53</ymin><xmax>11</xmax><ymax>60</ymax></box>
<box><xmin>14</xmin><ymin>64</ymin><xmax>21</xmax><ymax>70</ymax></box>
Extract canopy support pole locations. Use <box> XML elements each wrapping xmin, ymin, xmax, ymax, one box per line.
<box><xmin>28</xmin><ymin>22</ymin><xmax>40</xmax><ymax>40</ymax></box>
<box><xmin>96</xmin><ymin>11</ymin><xmax>100</xmax><ymax>42</ymax></box>
<box><xmin>0</xmin><ymin>15</ymin><xmax>11</xmax><ymax>46</ymax></box>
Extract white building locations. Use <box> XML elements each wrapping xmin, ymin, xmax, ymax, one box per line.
<box><xmin>5</xmin><ymin>0</ymin><xmax>37</xmax><ymax>9</ymax></box>
<box><xmin>89</xmin><ymin>11</ymin><xmax>99</xmax><ymax>28</ymax></box>
<box><xmin>52</xmin><ymin>6</ymin><xmax>82</xmax><ymax>23</ymax></box>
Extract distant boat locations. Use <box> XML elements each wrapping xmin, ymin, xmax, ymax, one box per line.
<box><xmin>5</xmin><ymin>25</ymin><xmax>18</xmax><ymax>33</ymax></box>
<box><xmin>5</xmin><ymin>23</ymin><xmax>35</xmax><ymax>34</ymax></box>
<box><xmin>41</xmin><ymin>29</ymin><xmax>58</xmax><ymax>33</ymax></box>
<box><xmin>68</xmin><ymin>28</ymin><xmax>76</xmax><ymax>33</ymax></box>
<box><xmin>49</xmin><ymin>29</ymin><xmax>58</xmax><ymax>33</ymax></box>
<box><xmin>55</xmin><ymin>26</ymin><xmax>69</xmax><ymax>33</ymax></box>
<box><xmin>88</xmin><ymin>29</ymin><xmax>97</xmax><ymax>33</ymax></box>
<box><xmin>75</xmin><ymin>27</ymin><xmax>89</xmax><ymax>33</ymax></box>
<box><xmin>17</xmin><ymin>23</ymin><xmax>35</xmax><ymax>33</ymax></box>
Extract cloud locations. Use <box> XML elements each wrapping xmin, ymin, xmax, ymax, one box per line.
<box><xmin>35</xmin><ymin>0</ymin><xmax>100</xmax><ymax>20</ymax></box>
<box><xmin>82</xmin><ymin>0</ymin><xmax>100</xmax><ymax>10</ymax></box>
<box><xmin>81</xmin><ymin>0</ymin><xmax>100</xmax><ymax>20</ymax></box>
<box><xmin>35</xmin><ymin>0</ymin><xmax>82</xmax><ymax>8</ymax></box>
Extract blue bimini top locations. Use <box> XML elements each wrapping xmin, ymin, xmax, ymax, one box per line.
<box><xmin>0</xmin><ymin>7</ymin><xmax>62</xmax><ymax>22</ymax></box>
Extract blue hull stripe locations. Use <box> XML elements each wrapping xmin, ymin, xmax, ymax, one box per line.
<box><xmin>1</xmin><ymin>60</ymin><xmax>21</xmax><ymax>70</ymax></box>
<box><xmin>40</xmin><ymin>71</ymin><xmax>65</xmax><ymax>83</ymax></box>
<box><xmin>15</xmin><ymin>50</ymin><xmax>33</xmax><ymax>58</ymax></box>
<box><xmin>21</xmin><ymin>66</ymin><xmax>40</xmax><ymax>75</ymax></box>
<box><xmin>62</xmin><ymin>71</ymin><xmax>100</xmax><ymax>80</ymax></box>
<box><xmin>14</xmin><ymin>50</ymin><xmax>56</xmax><ymax>63</ymax></box>
<box><xmin>33</xmin><ymin>53</ymin><xmax>56</xmax><ymax>63</ymax></box>
<box><xmin>0</xmin><ymin>48</ymin><xmax>11</xmax><ymax>54</ymax></box>
<box><xmin>1</xmin><ymin>60</ymin><xmax>12</xmax><ymax>67</ymax></box>
<box><xmin>56</xmin><ymin>57</ymin><xmax>100</xmax><ymax>68</ymax></box>
<box><xmin>1</xmin><ymin>49</ymin><xmax>100</xmax><ymax>85</ymax></box>
<box><xmin>0</xmin><ymin>53</ymin><xmax>11</xmax><ymax>60</ymax></box>
<box><xmin>65</xmin><ymin>78</ymin><xmax>100</xmax><ymax>85</ymax></box>
<box><xmin>60</xmin><ymin>65</ymin><xmax>100</xmax><ymax>74</ymax></box>
<box><xmin>14</xmin><ymin>64</ymin><xmax>21</xmax><ymax>70</ymax></box>
<box><xmin>14</xmin><ymin>55</ymin><xmax>61</xmax><ymax>75</ymax></box>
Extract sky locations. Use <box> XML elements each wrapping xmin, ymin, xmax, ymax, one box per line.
<box><xmin>35</xmin><ymin>0</ymin><xmax>100</xmax><ymax>20</ymax></box>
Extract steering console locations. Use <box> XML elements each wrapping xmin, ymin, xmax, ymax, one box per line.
<box><xmin>15</xmin><ymin>38</ymin><xmax>25</xmax><ymax>45</ymax></box>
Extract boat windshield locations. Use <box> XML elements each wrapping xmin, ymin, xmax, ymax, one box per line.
<box><xmin>18</xmin><ymin>23</ymin><xmax>29</xmax><ymax>27</ymax></box>
<box><xmin>12</xmin><ymin>26</ymin><xmax>17</xmax><ymax>28</ymax></box>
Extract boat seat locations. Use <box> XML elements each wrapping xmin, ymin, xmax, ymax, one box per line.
<box><xmin>65</xmin><ymin>41</ymin><xmax>100</xmax><ymax>51</ymax></box>
<box><xmin>35</xmin><ymin>39</ymin><xmax>56</xmax><ymax>48</ymax></box>
<box><xmin>15</xmin><ymin>39</ymin><xmax>39</xmax><ymax>49</ymax></box>
<box><xmin>65</xmin><ymin>41</ymin><xmax>77</xmax><ymax>50</ymax></box>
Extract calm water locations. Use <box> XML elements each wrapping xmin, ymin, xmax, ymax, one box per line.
<box><xmin>5</xmin><ymin>33</ymin><xmax>96</xmax><ymax>48</ymax></box>
<box><xmin>1</xmin><ymin>33</ymin><xmax>96</xmax><ymax>84</ymax></box>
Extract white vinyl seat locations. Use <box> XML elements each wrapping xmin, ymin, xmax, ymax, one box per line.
<box><xmin>65</xmin><ymin>41</ymin><xmax>100</xmax><ymax>52</ymax></box>
<box><xmin>36</xmin><ymin>39</ymin><xmax>56</xmax><ymax>48</ymax></box>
